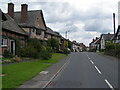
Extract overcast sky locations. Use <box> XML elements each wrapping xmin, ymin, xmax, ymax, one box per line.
<box><xmin>0</xmin><ymin>0</ymin><xmax>119</xmax><ymax>46</ymax></box>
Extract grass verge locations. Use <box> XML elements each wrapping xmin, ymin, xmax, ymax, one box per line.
<box><xmin>2</xmin><ymin>53</ymin><xmax>66</xmax><ymax>88</ymax></box>
<box><xmin>97</xmin><ymin>52</ymin><xmax>105</xmax><ymax>54</ymax></box>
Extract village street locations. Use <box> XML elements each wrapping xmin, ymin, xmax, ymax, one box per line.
<box><xmin>45</xmin><ymin>52</ymin><xmax>118</xmax><ymax>89</ymax></box>
<box><xmin>1</xmin><ymin>1</ymin><xmax>120</xmax><ymax>89</ymax></box>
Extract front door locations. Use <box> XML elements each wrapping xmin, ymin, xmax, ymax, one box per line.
<box><xmin>10</xmin><ymin>40</ymin><xmax>15</xmax><ymax>55</ymax></box>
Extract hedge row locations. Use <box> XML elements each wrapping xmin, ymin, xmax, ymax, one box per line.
<box><xmin>105</xmin><ymin>43</ymin><xmax>120</xmax><ymax>58</ymax></box>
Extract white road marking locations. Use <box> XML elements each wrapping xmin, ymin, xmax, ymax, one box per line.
<box><xmin>94</xmin><ymin>66</ymin><xmax>101</xmax><ymax>74</ymax></box>
<box><xmin>90</xmin><ymin>60</ymin><xmax>94</xmax><ymax>64</ymax></box>
<box><xmin>105</xmin><ymin>79</ymin><xmax>115</xmax><ymax>90</ymax></box>
<box><xmin>88</xmin><ymin>57</ymin><xmax>90</xmax><ymax>59</ymax></box>
<box><xmin>86</xmin><ymin>54</ymin><xmax>88</xmax><ymax>57</ymax></box>
<box><xmin>42</xmin><ymin>54</ymin><xmax>73</xmax><ymax>88</ymax></box>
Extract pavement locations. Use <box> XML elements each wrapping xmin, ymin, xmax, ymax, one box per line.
<box><xmin>18</xmin><ymin>52</ymin><xmax>119</xmax><ymax>89</ymax></box>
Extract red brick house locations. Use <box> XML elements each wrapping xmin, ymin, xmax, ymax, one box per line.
<box><xmin>7</xmin><ymin>3</ymin><xmax>47</xmax><ymax>40</ymax></box>
<box><xmin>1</xmin><ymin>10</ymin><xmax>28</xmax><ymax>55</ymax></box>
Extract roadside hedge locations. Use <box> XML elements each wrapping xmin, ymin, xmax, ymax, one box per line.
<box><xmin>105</xmin><ymin>43</ymin><xmax>120</xmax><ymax>58</ymax></box>
<box><xmin>19</xmin><ymin>38</ymin><xmax>53</xmax><ymax>59</ymax></box>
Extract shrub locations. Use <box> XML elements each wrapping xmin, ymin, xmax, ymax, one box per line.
<box><xmin>28</xmin><ymin>38</ymin><xmax>41</xmax><ymax>52</ymax></box>
<box><xmin>46</xmin><ymin>46</ymin><xmax>53</xmax><ymax>53</ymax></box>
<box><xmin>47</xmin><ymin>38</ymin><xmax>59</xmax><ymax>52</ymax></box>
<box><xmin>15</xmin><ymin>39</ymin><xmax>21</xmax><ymax>57</ymax></box>
<box><xmin>19</xmin><ymin>38</ymin><xmax>53</xmax><ymax>60</ymax></box>
<box><xmin>63</xmin><ymin>48</ymin><xmax>68</xmax><ymax>55</ymax></box>
<box><xmin>39</xmin><ymin>46</ymin><xmax>52</xmax><ymax>60</ymax></box>
<box><xmin>68</xmin><ymin>41</ymin><xmax>72</xmax><ymax>50</ymax></box>
<box><xmin>20</xmin><ymin>46</ymin><xmax>38</xmax><ymax>58</ymax></box>
<box><xmin>105</xmin><ymin>42</ymin><xmax>120</xmax><ymax>58</ymax></box>
<box><xmin>3</xmin><ymin>50</ymin><xmax>13</xmax><ymax>58</ymax></box>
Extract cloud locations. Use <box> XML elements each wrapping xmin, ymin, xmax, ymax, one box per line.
<box><xmin>0</xmin><ymin>0</ymin><xmax>119</xmax><ymax>46</ymax></box>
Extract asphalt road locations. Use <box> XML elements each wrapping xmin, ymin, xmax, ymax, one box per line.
<box><xmin>46</xmin><ymin>52</ymin><xmax>118</xmax><ymax>89</ymax></box>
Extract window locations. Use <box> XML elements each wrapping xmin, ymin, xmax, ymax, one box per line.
<box><xmin>1</xmin><ymin>38</ymin><xmax>7</xmax><ymax>47</ymax></box>
<box><xmin>44</xmin><ymin>33</ymin><xmax>48</xmax><ymax>38</ymax></box>
<box><xmin>30</xmin><ymin>28</ymin><xmax>36</xmax><ymax>34</ymax></box>
<box><xmin>36</xmin><ymin>29</ymin><xmax>41</xmax><ymax>35</ymax></box>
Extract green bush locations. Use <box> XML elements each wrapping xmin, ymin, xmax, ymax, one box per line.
<box><xmin>3</xmin><ymin>50</ymin><xmax>13</xmax><ymax>58</ymax></box>
<box><xmin>63</xmin><ymin>48</ymin><xmax>68</xmax><ymax>55</ymax></box>
<box><xmin>39</xmin><ymin>46</ymin><xmax>52</xmax><ymax>60</ymax></box>
<box><xmin>46</xmin><ymin>46</ymin><xmax>53</xmax><ymax>53</ymax></box>
<box><xmin>28</xmin><ymin>38</ymin><xmax>41</xmax><ymax>52</ymax></box>
<box><xmin>19</xmin><ymin>38</ymin><xmax>53</xmax><ymax>60</ymax></box>
<box><xmin>105</xmin><ymin>42</ymin><xmax>120</xmax><ymax>58</ymax></box>
<box><xmin>68</xmin><ymin>41</ymin><xmax>72</xmax><ymax>50</ymax></box>
<box><xmin>47</xmin><ymin>38</ymin><xmax>59</xmax><ymax>52</ymax></box>
<box><xmin>15</xmin><ymin>39</ymin><xmax>21</xmax><ymax>57</ymax></box>
<box><xmin>20</xmin><ymin>46</ymin><xmax>38</xmax><ymax>58</ymax></box>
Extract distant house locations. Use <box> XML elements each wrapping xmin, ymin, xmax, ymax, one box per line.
<box><xmin>100</xmin><ymin>33</ymin><xmax>114</xmax><ymax>50</ymax></box>
<box><xmin>1</xmin><ymin>10</ymin><xmax>28</xmax><ymax>55</ymax></box>
<box><xmin>89</xmin><ymin>39</ymin><xmax>96</xmax><ymax>51</ymax></box>
<box><xmin>72</xmin><ymin>40</ymin><xmax>80</xmax><ymax>52</ymax></box>
<box><xmin>89</xmin><ymin>37</ymin><xmax>100</xmax><ymax>52</ymax></box>
<box><xmin>8</xmin><ymin>3</ymin><xmax>47</xmax><ymax>40</ymax></box>
<box><xmin>79</xmin><ymin>43</ymin><xmax>86</xmax><ymax>51</ymax></box>
<box><xmin>114</xmin><ymin>26</ymin><xmax>120</xmax><ymax>43</ymax></box>
<box><xmin>94</xmin><ymin>38</ymin><xmax>100</xmax><ymax>52</ymax></box>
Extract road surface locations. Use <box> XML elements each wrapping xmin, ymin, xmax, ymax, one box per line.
<box><xmin>46</xmin><ymin>52</ymin><xmax>118</xmax><ymax>89</ymax></box>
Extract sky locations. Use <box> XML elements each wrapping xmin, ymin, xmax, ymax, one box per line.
<box><xmin>0</xmin><ymin>0</ymin><xmax>119</xmax><ymax>46</ymax></box>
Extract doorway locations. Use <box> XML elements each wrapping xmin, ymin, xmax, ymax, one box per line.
<box><xmin>10</xmin><ymin>40</ymin><xmax>15</xmax><ymax>55</ymax></box>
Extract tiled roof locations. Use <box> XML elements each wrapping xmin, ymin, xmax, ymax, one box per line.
<box><xmin>101</xmin><ymin>34</ymin><xmax>114</xmax><ymax>40</ymax></box>
<box><xmin>116</xmin><ymin>26</ymin><xmax>120</xmax><ymax>35</ymax></box>
<box><xmin>2</xmin><ymin>13</ymin><xmax>28</xmax><ymax>36</ymax></box>
<box><xmin>94</xmin><ymin>38</ymin><xmax>100</xmax><ymax>44</ymax></box>
<box><xmin>14</xmin><ymin>10</ymin><xmax>46</xmax><ymax>30</ymax></box>
<box><xmin>0</xmin><ymin>9</ymin><xmax>7</xmax><ymax>21</ymax></box>
<box><xmin>46</xmin><ymin>27</ymin><xmax>60</xmax><ymax>36</ymax></box>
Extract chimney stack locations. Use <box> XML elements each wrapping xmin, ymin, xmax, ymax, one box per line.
<box><xmin>8</xmin><ymin>3</ymin><xmax>14</xmax><ymax>18</ymax></box>
<box><xmin>21</xmin><ymin>4</ymin><xmax>28</xmax><ymax>23</ymax></box>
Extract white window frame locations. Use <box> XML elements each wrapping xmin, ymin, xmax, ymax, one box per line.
<box><xmin>1</xmin><ymin>38</ymin><xmax>7</xmax><ymax>47</ymax></box>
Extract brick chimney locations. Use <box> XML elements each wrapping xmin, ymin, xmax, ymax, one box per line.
<box><xmin>8</xmin><ymin>3</ymin><xmax>14</xmax><ymax>18</ymax></box>
<box><xmin>21</xmin><ymin>4</ymin><xmax>28</xmax><ymax>23</ymax></box>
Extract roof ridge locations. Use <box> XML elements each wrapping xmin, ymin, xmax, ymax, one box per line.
<box><xmin>14</xmin><ymin>10</ymin><xmax>42</xmax><ymax>13</ymax></box>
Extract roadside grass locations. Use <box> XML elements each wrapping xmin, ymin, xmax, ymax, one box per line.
<box><xmin>2</xmin><ymin>53</ymin><xmax>66</xmax><ymax>88</ymax></box>
<box><xmin>97</xmin><ymin>52</ymin><xmax>105</xmax><ymax>54</ymax></box>
<box><xmin>39</xmin><ymin>53</ymin><xmax>66</xmax><ymax>64</ymax></box>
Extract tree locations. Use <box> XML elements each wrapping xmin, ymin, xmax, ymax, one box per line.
<box><xmin>47</xmin><ymin>38</ymin><xmax>59</xmax><ymax>52</ymax></box>
<box><xmin>68</xmin><ymin>41</ymin><xmax>72</xmax><ymax>50</ymax></box>
<box><xmin>28</xmin><ymin>38</ymin><xmax>41</xmax><ymax>52</ymax></box>
<box><xmin>64</xmin><ymin>41</ymin><xmax>68</xmax><ymax>48</ymax></box>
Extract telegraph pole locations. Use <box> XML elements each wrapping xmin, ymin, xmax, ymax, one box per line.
<box><xmin>113</xmin><ymin>13</ymin><xmax>116</xmax><ymax>35</ymax></box>
<box><xmin>65</xmin><ymin>30</ymin><xmax>70</xmax><ymax>39</ymax></box>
